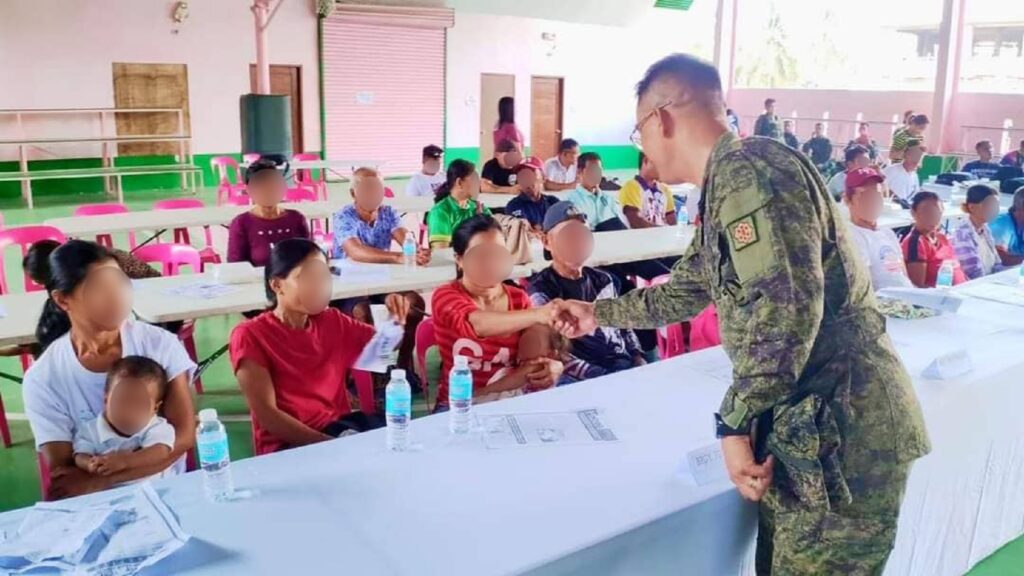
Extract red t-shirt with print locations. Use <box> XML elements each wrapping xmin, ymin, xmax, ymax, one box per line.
<box><xmin>901</xmin><ymin>229</ymin><xmax>967</xmax><ymax>288</ymax></box>
<box><xmin>230</xmin><ymin>308</ymin><xmax>375</xmax><ymax>455</ymax></box>
<box><xmin>432</xmin><ymin>281</ymin><xmax>531</xmax><ymax>406</ymax></box>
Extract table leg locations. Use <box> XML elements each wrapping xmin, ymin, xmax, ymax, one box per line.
<box><xmin>19</xmin><ymin>145</ymin><xmax>33</xmax><ymax>210</ymax></box>
<box><xmin>192</xmin><ymin>343</ymin><xmax>229</xmax><ymax>384</ymax></box>
<box><xmin>130</xmin><ymin>229</ymin><xmax>168</xmax><ymax>253</ymax></box>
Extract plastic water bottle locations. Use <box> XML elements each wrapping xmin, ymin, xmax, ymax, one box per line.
<box><xmin>936</xmin><ymin>260</ymin><xmax>955</xmax><ymax>289</ymax></box>
<box><xmin>448</xmin><ymin>355</ymin><xmax>473</xmax><ymax>435</ymax></box>
<box><xmin>402</xmin><ymin>232</ymin><xmax>417</xmax><ymax>268</ymax></box>
<box><xmin>196</xmin><ymin>408</ymin><xmax>234</xmax><ymax>502</ymax></box>
<box><xmin>385</xmin><ymin>369</ymin><xmax>412</xmax><ymax>451</ymax></box>
<box><xmin>677</xmin><ymin>204</ymin><xmax>690</xmax><ymax>237</ymax></box>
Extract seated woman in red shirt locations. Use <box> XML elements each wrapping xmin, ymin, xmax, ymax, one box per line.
<box><xmin>227</xmin><ymin>158</ymin><xmax>310</xmax><ymax>268</ymax></box>
<box><xmin>432</xmin><ymin>215</ymin><xmax>563</xmax><ymax>411</ymax></box>
<box><xmin>229</xmin><ymin>238</ymin><xmax>409</xmax><ymax>455</ymax></box>
<box><xmin>901</xmin><ymin>191</ymin><xmax>967</xmax><ymax>288</ymax></box>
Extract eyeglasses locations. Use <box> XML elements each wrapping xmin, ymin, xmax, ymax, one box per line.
<box><xmin>630</xmin><ymin>100</ymin><xmax>674</xmax><ymax>151</ymax></box>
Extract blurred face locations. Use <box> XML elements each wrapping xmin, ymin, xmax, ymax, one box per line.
<box><xmin>1019</xmin><ymin>140</ymin><xmax>1024</xmax><ymax>153</ymax></box>
<box><xmin>910</xmin><ymin>122</ymin><xmax>928</xmax><ymax>136</ymax></box>
<box><xmin>814</xmin><ymin>123</ymin><xmax>824</xmax><ymax>135</ymax></box>
<box><xmin>977</xmin><ymin>143</ymin><xmax>993</xmax><ymax>162</ymax></box>
<box><xmin>783</xmin><ymin>122</ymin><xmax>794</xmax><ymax>134</ymax></box>
<box><xmin>912</xmin><ymin>198</ymin><xmax>943</xmax><ymax>232</ymax></box>
<box><xmin>423</xmin><ymin>157</ymin><xmax>441</xmax><ymax>175</ymax></box>
<box><xmin>848</xmin><ymin>183</ymin><xmax>884</xmax><ymax>223</ymax></box>
<box><xmin>105</xmin><ymin>377</ymin><xmax>160</xmax><ymax>436</ymax></box>
<box><xmin>517</xmin><ymin>168</ymin><xmax>541</xmax><ymax>196</ymax></box>
<box><xmin>859</xmin><ymin>123</ymin><xmax>869</xmax><ymax>135</ymax></box>
<box><xmin>53</xmin><ymin>260</ymin><xmax>132</xmax><ymax>333</ymax></box>
<box><xmin>906</xmin><ymin>146</ymin><xmax>924</xmax><ymax>164</ymax></box>
<box><xmin>457</xmin><ymin>229</ymin><xmax>512</xmax><ymax>287</ymax></box>
<box><xmin>970</xmin><ymin>195</ymin><xmax>1001</xmax><ymax>223</ymax></box>
<box><xmin>270</xmin><ymin>251</ymin><xmax>333</xmax><ymax>316</ymax></box>
<box><xmin>351</xmin><ymin>172</ymin><xmax>384</xmax><ymax>211</ymax></box>
<box><xmin>579</xmin><ymin>159</ymin><xmax>603</xmax><ymax>189</ymax></box>
<box><xmin>517</xmin><ymin>324</ymin><xmax>552</xmax><ymax>362</ymax></box>
<box><xmin>849</xmin><ymin>153</ymin><xmax>870</xmax><ymax>170</ymax></box>
<box><xmin>766</xmin><ymin>102</ymin><xmax>775</xmax><ymax>115</ymax></box>
<box><xmin>544</xmin><ymin>219</ymin><xmax>593</xmax><ymax>268</ymax></box>
<box><xmin>639</xmin><ymin>156</ymin><xmax>659</xmax><ymax>181</ymax></box>
<box><xmin>559</xmin><ymin>146</ymin><xmax>580</xmax><ymax>168</ymax></box>
<box><xmin>499</xmin><ymin>149</ymin><xmax>523</xmax><ymax>169</ymax></box>
<box><xmin>455</xmin><ymin>170</ymin><xmax>481</xmax><ymax>199</ymax></box>
<box><xmin>247</xmin><ymin>170</ymin><xmax>286</xmax><ymax>207</ymax></box>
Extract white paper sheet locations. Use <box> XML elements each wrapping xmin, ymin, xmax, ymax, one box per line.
<box><xmin>683</xmin><ymin>351</ymin><xmax>734</xmax><ymax>385</ymax></box>
<box><xmin>330</xmin><ymin>259</ymin><xmax>392</xmax><ymax>285</ymax></box>
<box><xmin>162</xmin><ymin>281</ymin><xmax>239</xmax><ymax>300</ymax></box>
<box><xmin>479</xmin><ymin>408</ymin><xmax>619</xmax><ymax>449</ymax></box>
<box><xmin>0</xmin><ymin>484</ymin><xmax>188</xmax><ymax>575</ymax></box>
<box><xmin>957</xmin><ymin>282</ymin><xmax>1024</xmax><ymax>307</ymax></box>
<box><xmin>353</xmin><ymin>318</ymin><xmax>404</xmax><ymax>374</ymax></box>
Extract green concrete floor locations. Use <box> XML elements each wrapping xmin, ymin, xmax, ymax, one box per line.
<box><xmin>0</xmin><ymin>181</ymin><xmax>1021</xmax><ymax>574</ymax></box>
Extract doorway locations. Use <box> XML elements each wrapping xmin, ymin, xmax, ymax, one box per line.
<box><xmin>250</xmin><ymin>64</ymin><xmax>304</xmax><ymax>154</ymax></box>
<box><xmin>479</xmin><ymin>73</ymin><xmax>515</xmax><ymax>161</ymax></box>
<box><xmin>530</xmin><ymin>76</ymin><xmax>564</xmax><ymax>162</ymax></box>
<box><xmin>112</xmin><ymin>63</ymin><xmax>190</xmax><ymax>157</ymax></box>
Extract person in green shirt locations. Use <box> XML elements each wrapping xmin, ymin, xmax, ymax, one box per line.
<box><xmin>889</xmin><ymin>114</ymin><xmax>929</xmax><ymax>162</ymax></box>
<box><xmin>428</xmin><ymin>159</ymin><xmax>492</xmax><ymax>249</ymax></box>
<box><xmin>754</xmin><ymin>98</ymin><xmax>782</xmax><ymax>141</ymax></box>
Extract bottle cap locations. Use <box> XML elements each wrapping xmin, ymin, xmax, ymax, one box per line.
<box><xmin>391</xmin><ymin>369</ymin><xmax>406</xmax><ymax>380</ymax></box>
<box><xmin>199</xmin><ymin>408</ymin><xmax>218</xmax><ymax>422</ymax></box>
<box><xmin>454</xmin><ymin>355</ymin><xmax>469</xmax><ymax>368</ymax></box>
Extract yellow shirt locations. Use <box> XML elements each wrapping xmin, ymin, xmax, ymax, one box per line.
<box><xmin>618</xmin><ymin>177</ymin><xmax>676</xmax><ymax>226</ymax></box>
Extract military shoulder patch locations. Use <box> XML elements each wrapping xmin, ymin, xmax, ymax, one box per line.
<box><xmin>727</xmin><ymin>214</ymin><xmax>759</xmax><ymax>251</ymax></box>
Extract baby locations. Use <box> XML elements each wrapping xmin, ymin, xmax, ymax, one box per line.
<box><xmin>479</xmin><ymin>324</ymin><xmax>570</xmax><ymax>404</ymax></box>
<box><xmin>73</xmin><ymin>356</ymin><xmax>176</xmax><ymax>480</ymax></box>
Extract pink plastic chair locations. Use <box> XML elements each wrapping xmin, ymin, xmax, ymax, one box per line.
<box><xmin>0</xmin><ymin>226</ymin><xmax>67</xmax><ymax>294</ymax></box>
<box><xmin>384</xmin><ymin>186</ymin><xmax>395</xmax><ymax>198</ymax></box>
<box><xmin>284</xmin><ymin>186</ymin><xmax>324</xmax><ymax>235</ymax></box>
<box><xmin>152</xmin><ymin>199</ymin><xmax>222</xmax><ymax>271</ymax></box>
<box><xmin>293</xmin><ymin>153</ymin><xmax>327</xmax><ymax>201</ymax></box>
<box><xmin>353</xmin><ymin>370</ymin><xmax>376</xmax><ymax>415</ymax></box>
<box><xmin>649</xmin><ymin>275</ymin><xmax>687</xmax><ymax>359</ymax></box>
<box><xmin>414</xmin><ymin>318</ymin><xmax>436</xmax><ymax>411</ymax></box>
<box><xmin>242</xmin><ymin>153</ymin><xmax>261</xmax><ymax>164</ymax></box>
<box><xmin>37</xmin><ymin>453</ymin><xmax>51</xmax><ymax>499</ymax></box>
<box><xmin>0</xmin><ymin>390</ymin><xmax>9</xmax><ymax>447</ymax></box>
<box><xmin>689</xmin><ymin>305</ymin><xmax>721</xmax><ymax>352</ymax></box>
<box><xmin>73</xmin><ymin>203</ymin><xmax>136</xmax><ymax>249</ymax></box>
<box><xmin>210</xmin><ymin>156</ymin><xmax>247</xmax><ymax>206</ymax></box>
<box><xmin>133</xmin><ymin>244</ymin><xmax>205</xmax><ymax>393</ymax></box>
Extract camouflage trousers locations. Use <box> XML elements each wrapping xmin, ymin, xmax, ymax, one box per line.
<box><xmin>755</xmin><ymin>461</ymin><xmax>912</xmax><ymax>576</ymax></box>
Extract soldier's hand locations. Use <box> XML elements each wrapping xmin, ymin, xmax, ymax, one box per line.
<box><xmin>722</xmin><ymin>435</ymin><xmax>775</xmax><ymax>502</ymax></box>
<box><xmin>552</xmin><ymin>300</ymin><xmax>597</xmax><ymax>338</ymax></box>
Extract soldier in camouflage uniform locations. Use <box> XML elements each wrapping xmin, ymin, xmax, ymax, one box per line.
<box><xmin>559</xmin><ymin>54</ymin><xmax>930</xmax><ymax>575</ymax></box>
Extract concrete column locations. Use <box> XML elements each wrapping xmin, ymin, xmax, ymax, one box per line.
<box><xmin>252</xmin><ymin>0</ymin><xmax>272</xmax><ymax>95</ymax></box>
<box><xmin>930</xmin><ymin>0</ymin><xmax>966</xmax><ymax>153</ymax></box>
<box><xmin>713</xmin><ymin>0</ymin><xmax>739</xmax><ymax>102</ymax></box>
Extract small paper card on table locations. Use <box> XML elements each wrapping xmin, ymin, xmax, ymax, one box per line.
<box><xmin>676</xmin><ymin>441</ymin><xmax>728</xmax><ymax>486</ymax></box>
<box><xmin>922</xmin><ymin>348</ymin><xmax>973</xmax><ymax>380</ymax></box>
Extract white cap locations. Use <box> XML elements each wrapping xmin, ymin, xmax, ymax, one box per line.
<box><xmin>391</xmin><ymin>369</ymin><xmax>406</xmax><ymax>380</ymax></box>
<box><xmin>199</xmin><ymin>408</ymin><xmax>218</xmax><ymax>422</ymax></box>
<box><xmin>454</xmin><ymin>355</ymin><xmax>469</xmax><ymax>368</ymax></box>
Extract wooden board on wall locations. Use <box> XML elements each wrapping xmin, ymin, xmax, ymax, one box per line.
<box><xmin>112</xmin><ymin>63</ymin><xmax>190</xmax><ymax>156</ymax></box>
<box><xmin>249</xmin><ymin>64</ymin><xmax>304</xmax><ymax>154</ymax></box>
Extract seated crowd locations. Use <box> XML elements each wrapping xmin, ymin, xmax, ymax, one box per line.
<box><xmin>21</xmin><ymin>119</ymin><xmax>1024</xmax><ymax>501</ymax></box>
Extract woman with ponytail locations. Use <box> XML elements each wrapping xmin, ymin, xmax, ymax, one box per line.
<box><xmin>23</xmin><ymin>240</ymin><xmax>196</xmax><ymax>500</ymax></box>
<box><xmin>229</xmin><ymin>239</ymin><xmax>409</xmax><ymax>455</ymax></box>
<box><xmin>427</xmin><ymin>159</ymin><xmax>491</xmax><ymax>249</ymax></box>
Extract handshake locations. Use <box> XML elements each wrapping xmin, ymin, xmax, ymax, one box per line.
<box><xmin>535</xmin><ymin>299</ymin><xmax>598</xmax><ymax>338</ymax></box>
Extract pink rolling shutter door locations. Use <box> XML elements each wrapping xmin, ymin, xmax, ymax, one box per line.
<box><xmin>322</xmin><ymin>7</ymin><xmax>452</xmax><ymax>175</ymax></box>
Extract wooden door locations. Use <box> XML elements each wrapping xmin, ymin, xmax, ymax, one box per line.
<box><xmin>479</xmin><ymin>73</ymin><xmax>515</xmax><ymax>161</ymax></box>
<box><xmin>250</xmin><ymin>64</ymin><xmax>304</xmax><ymax>154</ymax></box>
<box><xmin>112</xmin><ymin>63</ymin><xmax>190</xmax><ymax>156</ymax></box>
<box><xmin>530</xmin><ymin>76</ymin><xmax>563</xmax><ymax>161</ymax></box>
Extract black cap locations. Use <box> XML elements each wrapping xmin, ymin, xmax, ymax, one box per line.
<box><xmin>422</xmin><ymin>144</ymin><xmax>443</xmax><ymax>159</ymax></box>
<box><xmin>542</xmin><ymin>201</ymin><xmax>587</xmax><ymax>233</ymax></box>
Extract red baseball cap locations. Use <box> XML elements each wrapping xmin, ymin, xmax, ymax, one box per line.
<box><xmin>845</xmin><ymin>168</ymin><xmax>885</xmax><ymax>194</ymax></box>
<box><xmin>514</xmin><ymin>156</ymin><xmax>544</xmax><ymax>174</ymax></box>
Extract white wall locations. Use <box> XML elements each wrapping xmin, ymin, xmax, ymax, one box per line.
<box><xmin>0</xmin><ymin>0</ymin><xmax>320</xmax><ymax>159</ymax></box>
<box><xmin>445</xmin><ymin>9</ymin><xmax>715</xmax><ymax>151</ymax></box>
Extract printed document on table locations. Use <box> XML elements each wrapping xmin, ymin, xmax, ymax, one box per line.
<box><xmin>162</xmin><ymin>281</ymin><xmax>239</xmax><ymax>300</ymax></box>
<box><xmin>353</xmin><ymin>307</ymin><xmax>404</xmax><ymax>373</ymax></box>
<box><xmin>479</xmin><ymin>408</ymin><xmax>619</xmax><ymax>449</ymax></box>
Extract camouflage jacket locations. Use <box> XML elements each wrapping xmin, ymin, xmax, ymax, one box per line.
<box><xmin>595</xmin><ymin>132</ymin><xmax>930</xmax><ymax>509</ymax></box>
